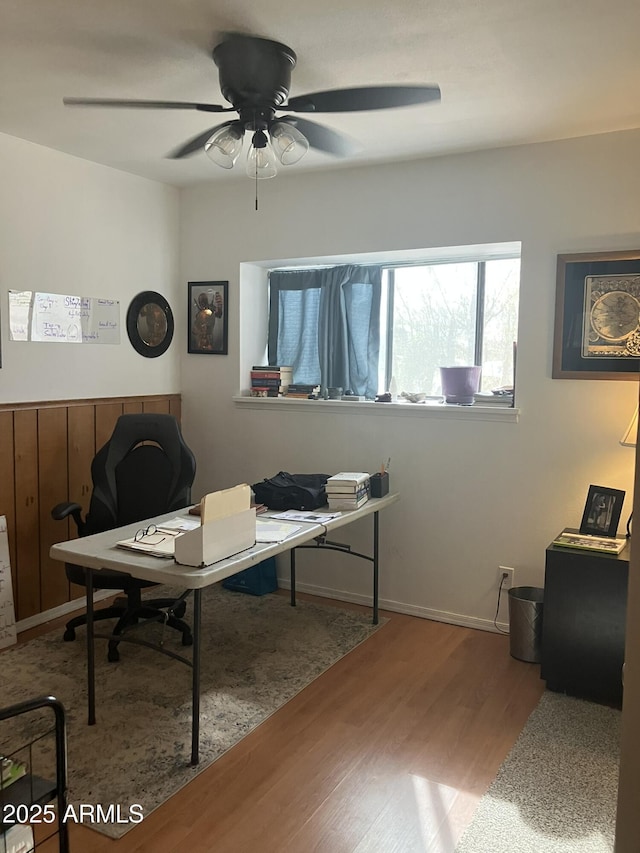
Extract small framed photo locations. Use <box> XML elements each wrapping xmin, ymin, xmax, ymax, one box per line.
<box><xmin>188</xmin><ymin>281</ymin><xmax>228</xmax><ymax>355</ymax></box>
<box><xmin>579</xmin><ymin>485</ymin><xmax>625</xmax><ymax>538</ymax></box>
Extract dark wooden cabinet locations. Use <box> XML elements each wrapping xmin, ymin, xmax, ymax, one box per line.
<box><xmin>541</xmin><ymin>536</ymin><xmax>629</xmax><ymax>706</ymax></box>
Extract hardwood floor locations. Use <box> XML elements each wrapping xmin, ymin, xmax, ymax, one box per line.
<box><xmin>14</xmin><ymin>595</ymin><xmax>545</xmax><ymax>853</ymax></box>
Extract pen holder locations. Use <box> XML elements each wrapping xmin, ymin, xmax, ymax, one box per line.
<box><xmin>370</xmin><ymin>472</ymin><xmax>389</xmax><ymax>498</ymax></box>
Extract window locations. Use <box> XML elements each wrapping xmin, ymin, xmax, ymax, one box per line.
<box><xmin>268</xmin><ymin>248</ymin><xmax>520</xmax><ymax>399</ymax></box>
<box><xmin>382</xmin><ymin>257</ymin><xmax>520</xmax><ymax>394</ymax></box>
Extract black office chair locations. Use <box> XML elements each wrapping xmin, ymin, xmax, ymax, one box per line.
<box><xmin>52</xmin><ymin>413</ymin><xmax>196</xmax><ymax>661</ymax></box>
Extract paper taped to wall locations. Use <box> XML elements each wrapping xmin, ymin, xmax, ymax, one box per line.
<box><xmin>8</xmin><ymin>290</ymin><xmax>120</xmax><ymax>344</ymax></box>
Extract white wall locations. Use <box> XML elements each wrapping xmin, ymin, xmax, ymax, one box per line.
<box><xmin>0</xmin><ymin>133</ymin><xmax>181</xmax><ymax>403</ymax></box>
<box><xmin>180</xmin><ymin>129</ymin><xmax>640</xmax><ymax>629</ymax></box>
<box><xmin>2</xmin><ymin>127</ymin><xmax>636</xmax><ymax>629</ymax></box>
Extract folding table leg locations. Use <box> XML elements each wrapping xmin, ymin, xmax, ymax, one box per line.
<box><xmin>290</xmin><ymin>548</ymin><xmax>296</xmax><ymax>607</ymax></box>
<box><xmin>190</xmin><ymin>588</ymin><xmax>202</xmax><ymax>766</ymax></box>
<box><xmin>86</xmin><ymin>568</ymin><xmax>96</xmax><ymax>725</ymax></box>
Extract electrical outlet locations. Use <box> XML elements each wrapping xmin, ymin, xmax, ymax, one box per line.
<box><xmin>498</xmin><ymin>566</ymin><xmax>515</xmax><ymax>589</ymax></box>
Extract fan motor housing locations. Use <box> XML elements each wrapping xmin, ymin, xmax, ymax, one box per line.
<box><xmin>213</xmin><ymin>36</ymin><xmax>297</xmax><ymax>109</ymax></box>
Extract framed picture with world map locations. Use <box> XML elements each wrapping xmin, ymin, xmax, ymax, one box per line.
<box><xmin>553</xmin><ymin>250</ymin><xmax>640</xmax><ymax>379</ymax></box>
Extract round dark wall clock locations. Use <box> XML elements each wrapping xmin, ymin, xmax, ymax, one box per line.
<box><xmin>126</xmin><ymin>291</ymin><xmax>174</xmax><ymax>358</ymax></box>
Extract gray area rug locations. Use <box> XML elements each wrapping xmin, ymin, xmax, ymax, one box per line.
<box><xmin>0</xmin><ymin>586</ymin><xmax>384</xmax><ymax>839</ymax></box>
<box><xmin>455</xmin><ymin>691</ymin><xmax>620</xmax><ymax>853</ymax></box>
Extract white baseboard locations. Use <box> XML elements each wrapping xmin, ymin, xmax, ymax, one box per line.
<box><xmin>20</xmin><ymin>583</ymin><xmax>510</xmax><ymax>637</ymax></box>
<box><xmin>16</xmin><ymin>590</ymin><xmax>113</xmax><ymax>634</ymax></box>
<box><xmin>276</xmin><ymin>577</ymin><xmax>509</xmax><ymax>634</ymax></box>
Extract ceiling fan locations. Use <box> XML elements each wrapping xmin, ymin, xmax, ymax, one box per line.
<box><xmin>64</xmin><ymin>32</ymin><xmax>441</xmax><ymax>179</ymax></box>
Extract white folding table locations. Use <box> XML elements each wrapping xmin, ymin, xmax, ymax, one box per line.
<box><xmin>50</xmin><ymin>492</ymin><xmax>398</xmax><ymax>764</ymax></box>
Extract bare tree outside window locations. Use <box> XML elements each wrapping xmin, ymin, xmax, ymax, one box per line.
<box><xmin>382</xmin><ymin>258</ymin><xmax>520</xmax><ymax>396</ymax></box>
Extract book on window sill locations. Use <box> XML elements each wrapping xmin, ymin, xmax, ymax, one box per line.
<box><xmin>552</xmin><ymin>529</ymin><xmax>627</xmax><ymax>555</ymax></box>
<box><xmin>286</xmin><ymin>384</ymin><xmax>320</xmax><ymax>394</ymax></box>
<box><xmin>250</xmin><ymin>384</ymin><xmax>289</xmax><ymax>392</ymax></box>
<box><xmin>250</xmin><ymin>389</ymin><xmax>284</xmax><ymax>398</ymax></box>
<box><xmin>250</xmin><ymin>372</ymin><xmax>291</xmax><ymax>382</ymax></box>
<box><xmin>251</xmin><ymin>377</ymin><xmax>289</xmax><ymax>387</ymax></box>
<box><xmin>251</xmin><ymin>365</ymin><xmax>293</xmax><ymax>372</ymax></box>
<box><xmin>473</xmin><ymin>392</ymin><xmax>514</xmax><ymax>406</ymax></box>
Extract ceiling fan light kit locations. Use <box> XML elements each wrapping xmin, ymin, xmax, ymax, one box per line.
<box><xmin>204</xmin><ymin>121</ymin><xmax>244</xmax><ymax>169</ymax></box>
<box><xmin>270</xmin><ymin>121</ymin><xmax>309</xmax><ymax>166</ymax></box>
<box><xmin>246</xmin><ymin>129</ymin><xmax>278</xmax><ymax>179</ymax></box>
<box><xmin>63</xmin><ymin>32</ymin><xmax>441</xmax><ymax>187</ymax></box>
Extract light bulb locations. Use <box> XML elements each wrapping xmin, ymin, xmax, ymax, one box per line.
<box><xmin>246</xmin><ymin>131</ymin><xmax>278</xmax><ymax>179</ymax></box>
<box><xmin>270</xmin><ymin>121</ymin><xmax>309</xmax><ymax>166</ymax></box>
<box><xmin>204</xmin><ymin>122</ymin><xmax>244</xmax><ymax>169</ymax></box>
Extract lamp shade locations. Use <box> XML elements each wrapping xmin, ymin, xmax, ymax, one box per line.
<box><xmin>270</xmin><ymin>121</ymin><xmax>309</xmax><ymax>166</ymax></box>
<box><xmin>204</xmin><ymin>122</ymin><xmax>244</xmax><ymax>169</ymax></box>
<box><xmin>246</xmin><ymin>130</ymin><xmax>278</xmax><ymax>179</ymax></box>
<box><xmin>620</xmin><ymin>407</ymin><xmax>638</xmax><ymax>447</ymax></box>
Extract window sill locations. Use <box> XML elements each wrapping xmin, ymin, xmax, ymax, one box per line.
<box><xmin>233</xmin><ymin>396</ymin><xmax>520</xmax><ymax>422</ymax></box>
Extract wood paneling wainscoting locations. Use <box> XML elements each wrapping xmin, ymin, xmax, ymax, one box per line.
<box><xmin>0</xmin><ymin>394</ymin><xmax>181</xmax><ymax>623</ymax></box>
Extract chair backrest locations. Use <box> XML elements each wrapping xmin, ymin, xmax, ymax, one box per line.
<box><xmin>83</xmin><ymin>414</ymin><xmax>196</xmax><ymax>536</ymax></box>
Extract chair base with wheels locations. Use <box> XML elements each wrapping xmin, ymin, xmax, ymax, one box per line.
<box><xmin>62</xmin><ymin>570</ymin><xmax>193</xmax><ymax>661</ymax></box>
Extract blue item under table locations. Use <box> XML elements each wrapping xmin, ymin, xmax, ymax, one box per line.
<box><xmin>222</xmin><ymin>556</ymin><xmax>278</xmax><ymax>595</ymax></box>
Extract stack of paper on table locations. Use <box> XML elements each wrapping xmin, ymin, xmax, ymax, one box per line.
<box><xmin>116</xmin><ymin>517</ymin><xmax>200</xmax><ymax>558</ymax></box>
<box><xmin>255</xmin><ymin>519</ymin><xmax>302</xmax><ymax>542</ymax></box>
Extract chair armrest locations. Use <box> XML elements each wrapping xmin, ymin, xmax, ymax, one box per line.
<box><xmin>51</xmin><ymin>502</ymin><xmax>85</xmax><ymax>534</ymax></box>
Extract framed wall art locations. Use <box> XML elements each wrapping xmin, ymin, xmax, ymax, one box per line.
<box><xmin>126</xmin><ymin>291</ymin><xmax>173</xmax><ymax>358</ymax></box>
<box><xmin>579</xmin><ymin>485</ymin><xmax>625</xmax><ymax>538</ymax></box>
<box><xmin>188</xmin><ymin>281</ymin><xmax>228</xmax><ymax>355</ymax></box>
<box><xmin>553</xmin><ymin>250</ymin><xmax>640</xmax><ymax>379</ymax></box>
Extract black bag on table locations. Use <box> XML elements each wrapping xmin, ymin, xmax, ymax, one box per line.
<box><xmin>252</xmin><ymin>471</ymin><xmax>330</xmax><ymax>511</ymax></box>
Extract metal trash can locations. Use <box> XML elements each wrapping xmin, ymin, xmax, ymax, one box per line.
<box><xmin>508</xmin><ymin>586</ymin><xmax>544</xmax><ymax>663</ymax></box>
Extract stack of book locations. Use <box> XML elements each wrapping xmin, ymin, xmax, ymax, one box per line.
<box><xmin>473</xmin><ymin>389</ymin><xmax>514</xmax><ymax>406</ymax></box>
<box><xmin>552</xmin><ymin>529</ymin><xmax>627</xmax><ymax>554</ymax></box>
<box><xmin>250</xmin><ymin>365</ymin><xmax>293</xmax><ymax>398</ymax></box>
<box><xmin>285</xmin><ymin>383</ymin><xmax>320</xmax><ymax>399</ymax></box>
<box><xmin>326</xmin><ymin>472</ymin><xmax>371</xmax><ymax>510</ymax></box>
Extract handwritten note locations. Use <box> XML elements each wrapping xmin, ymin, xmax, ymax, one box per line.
<box><xmin>80</xmin><ymin>297</ymin><xmax>120</xmax><ymax>344</ymax></box>
<box><xmin>8</xmin><ymin>290</ymin><xmax>32</xmax><ymax>341</ymax></box>
<box><xmin>31</xmin><ymin>292</ymin><xmax>83</xmax><ymax>342</ymax></box>
<box><xmin>9</xmin><ymin>291</ymin><xmax>120</xmax><ymax>344</ymax></box>
<box><xmin>0</xmin><ymin>516</ymin><xmax>17</xmax><ymax>649</ymax></box>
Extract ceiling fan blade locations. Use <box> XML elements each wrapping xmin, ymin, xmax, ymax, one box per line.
<box><xmin>63</xmin><ymin>97</ymin><xmax>231</xmax><ymax>114</ymax></box>
<box><xmin>278</xmin><ymin>116</ymin><xmax>357</xmax><ymax>157</ymax></box>
<box><xmin>168</xmin><ymin>121</ymin><xmax>236</xmax><ymax>159</ymax></box>
<box><xmin>286</xmin><ymin>85</ymin><xmax>441</xmax><ymax>113</ymax></box>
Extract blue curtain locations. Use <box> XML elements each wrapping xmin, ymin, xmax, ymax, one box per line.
<box><xmin>268</xmin><ymin>265</ymin><xmax>382</xmax><ymax>398</ymax></box>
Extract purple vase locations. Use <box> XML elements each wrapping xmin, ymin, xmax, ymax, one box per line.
<box><xmin>439</xmin><ymin>366</ymin><xmax>482</xmax><ymax>405</ymax></box>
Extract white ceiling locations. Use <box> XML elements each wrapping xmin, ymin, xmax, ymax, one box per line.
<box><xmin>2</xmin><ymin>0</ymin><xmax>640</xmax><ymax>187</ymax></box>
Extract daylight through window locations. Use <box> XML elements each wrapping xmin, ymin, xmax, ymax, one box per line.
<box><xmin>268</xmin><ymin>250</ymin><xmax>520</xmax><ymax>399</ymax></box>
<box><xmin>382</xmin><ymin>257</ymin><xmax>520</xmax><ymax>395</ymax></box>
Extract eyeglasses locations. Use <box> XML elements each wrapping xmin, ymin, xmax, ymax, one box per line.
<box><xmin>134</xmin><ymin>524</ymin><xmax>165</xmax><ymax>544</ymax></box>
